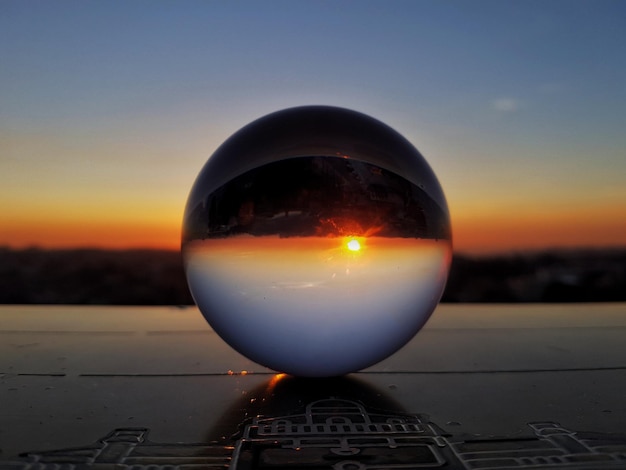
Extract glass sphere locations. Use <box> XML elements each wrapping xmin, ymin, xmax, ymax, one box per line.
<box><xmin>182</xmin><ymin>106</ymin><xmax>452</xmax><ymax>377</ymax></box>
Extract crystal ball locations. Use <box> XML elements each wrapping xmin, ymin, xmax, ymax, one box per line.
<box><xmin>182</xmin><ymin>106</ymin><xmax>452</xmax><ymax>377</ymax></box>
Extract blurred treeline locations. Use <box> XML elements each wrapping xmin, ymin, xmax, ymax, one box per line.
<box><xmin>0</xmin><ymin>246</ymin><xmax>624</xmax><ymax>305</ymax></box>
<box><xmin>442</xmin><ymin>249</ymin><xmax>626</xmax><ymax>303</ymax></box>
<box><xmin>0</xmin><ymin>248</ymin><xmax>193</xmax><ymax>305</ymax></box>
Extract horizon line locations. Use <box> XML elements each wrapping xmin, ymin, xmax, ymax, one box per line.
<box><xmin>2</xmin><ymin>243</ymin><xmax>625</xmax><ymax>258</ymax></box>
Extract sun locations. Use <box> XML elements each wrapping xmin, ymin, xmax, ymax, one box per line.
<box><xmin>347</xmin><ymin>238</ymin><xmax>361</xmax><ymax>252</ymax></box>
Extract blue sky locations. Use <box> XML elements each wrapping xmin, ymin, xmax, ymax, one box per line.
<box><xmin>1</xmin><ymin>0</ymin><xmax>625</xmax><ymax>252</ymax></box>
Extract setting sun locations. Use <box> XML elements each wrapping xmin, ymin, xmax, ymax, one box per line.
<box><xmin>347</xmin><ymin>238</ymin><xmax>361</xmax><ymax>252</ymax></box>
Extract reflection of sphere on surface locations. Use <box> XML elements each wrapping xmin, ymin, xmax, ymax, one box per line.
<box><xmin>182</xmin><ymin>106</ymin><xmax>452</xmax><ymax>377</ymax></box>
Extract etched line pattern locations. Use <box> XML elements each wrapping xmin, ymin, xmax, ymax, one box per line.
<box><xmin>4</xmin><ymin>399</ymin><xmax>626</xmax><ymax>469</ymax></box>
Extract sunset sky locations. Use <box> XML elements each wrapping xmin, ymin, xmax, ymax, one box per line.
<box><xmin>2</xmin><ymin>1</ymin><xmax>625</xmax><ymax>254</ymax></box>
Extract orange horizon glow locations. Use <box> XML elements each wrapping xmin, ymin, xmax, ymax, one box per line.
<box><xmin>0</xmin><ymin>220</ymin><xmax>181</xmax><ymax>251</ymax></box>
<box><xmin>183</xmin><ymin>234</ymin><xmax>450</xmax><ymax>253</ymax></box>
<box><xmin>2</xmin><ymin>205</ymin><xmax>625</xmax><ymax>254</ymax></box>
<box><xmin>451</xmin><ymin>206</ymin><xmax>626</xmax><ymax>255</ymax></box>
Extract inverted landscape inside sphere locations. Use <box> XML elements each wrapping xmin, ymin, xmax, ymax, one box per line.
<box><xmin>183</xmin><ymin>156</ymin><xmax>450</xmax><ymax>243</ymax></box>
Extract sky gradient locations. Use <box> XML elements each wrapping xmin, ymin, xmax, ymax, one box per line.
<box><xmin>2</xmin><ymin>1</ymin><xmax>625</xmax><ymax>254</ymax></box>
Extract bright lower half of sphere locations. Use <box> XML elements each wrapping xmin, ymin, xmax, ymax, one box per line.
<box><xmin>183</xmin><ymin>154</ymin><xmax>451</xmax><ymax>377</ymax></box>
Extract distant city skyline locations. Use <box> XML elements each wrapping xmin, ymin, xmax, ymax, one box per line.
<box><xmin>1</xmin><ymin>1</ymin><xmax>625</xmax><ymax>254</ymax></box>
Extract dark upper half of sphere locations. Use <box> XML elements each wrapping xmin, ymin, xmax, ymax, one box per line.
<box><xmin>186</xmin><ymin>106</ymin><xmax>448</xmax><ymax>214</ymax></box>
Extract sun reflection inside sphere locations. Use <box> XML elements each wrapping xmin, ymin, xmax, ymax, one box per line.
<box><xmin>347</xmin><ymin>238</ymin><xmax>361</xmax><ymax>252</ymax></box>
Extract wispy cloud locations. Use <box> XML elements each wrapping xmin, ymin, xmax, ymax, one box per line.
<box><xmin>491</xmin><ymin>98</ymin><xmax>521</xmax><ymax>112</ymax></box>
